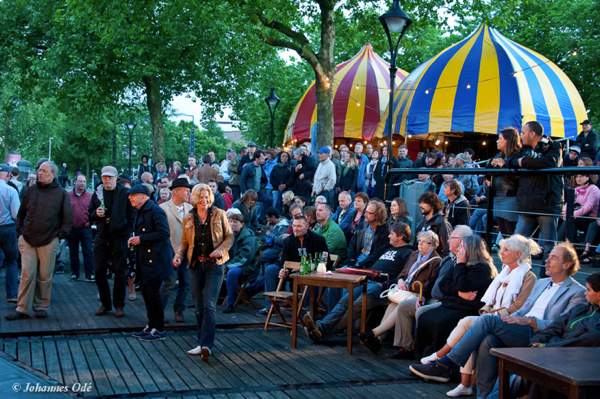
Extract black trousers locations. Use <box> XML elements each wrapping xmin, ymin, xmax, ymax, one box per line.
<box><xmin>142</xmin><ymin>279</ymin><xmax>164</xmax><ymax>332</ymax></box>
<box><xmin>94</xmin><ymin>235</ymin><xmax>128</xmax><ymax>309</ymax></box>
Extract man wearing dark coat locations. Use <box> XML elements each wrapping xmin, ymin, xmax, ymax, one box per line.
<box><xmin>128</xmin><ymin>184</ymin><xmax>174</xmax><ymax>342</ymax></box>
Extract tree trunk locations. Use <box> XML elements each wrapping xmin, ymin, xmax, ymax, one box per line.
<box><xmin>315</xmin><ymin>0</ymin><xmax>336</xmax><ymax>149</ymax></box>
<box><xmin>143</xmin><ymin>75</ymin><xmax>165</xmax><ymax>163</ymax></box>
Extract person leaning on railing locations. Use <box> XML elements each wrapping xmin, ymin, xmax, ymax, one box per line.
<box><xmin>558</xmin><ymin>173</ymin><xmax>600</xmax><ymax>244</ymax></box>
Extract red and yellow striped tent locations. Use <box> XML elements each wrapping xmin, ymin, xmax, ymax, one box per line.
<box><xmin>284</xmin><ymin>43</ymin><xmax>408</xmax><ymax>144</ymax></box>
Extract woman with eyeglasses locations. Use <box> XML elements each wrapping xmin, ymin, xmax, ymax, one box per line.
<box><xmin>360</xmin><ymin>230</ymin><xmax>442</xmax><ymax>354</ymax></box>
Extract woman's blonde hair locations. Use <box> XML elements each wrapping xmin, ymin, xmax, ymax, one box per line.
<box><xmin>282</xmin><ymin>190</ymin><xmax>295</xmax><ymax>202</ymax></box>
<box><xmin>190</xmin><ymin>183</ymin><xmax>214</xmax><ymax>207</ymax></box>
<box><xmin>462</xmin><ymin>235</ymin><xmax>497</xmax><ymax>277</ymax></box>
<box><xmin>345</xmin><ymin>152</ymin><xmax>358</xmax><ymax>168</ymax></box>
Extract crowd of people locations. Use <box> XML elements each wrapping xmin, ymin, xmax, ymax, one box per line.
<box><xmin>0</xmin><ymin>119</ymin><xmax>599</xmax><ymax>398</ymax></box>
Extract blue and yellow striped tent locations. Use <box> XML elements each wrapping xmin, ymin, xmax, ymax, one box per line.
<box><xmin>378</xmin><ymin>24</ymin><xmax>588</xmax><ymax>139</ymax></box>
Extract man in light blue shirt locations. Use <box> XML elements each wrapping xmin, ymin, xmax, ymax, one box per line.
<box><xmin>0</xmin><ymin>164</ymin><xmax>21</xmax><ymax>302</ymax></box>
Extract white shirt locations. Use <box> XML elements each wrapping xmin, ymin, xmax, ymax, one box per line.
<box><xmin>524</xmin><ymin>280</ymin><xmax>563</xmax><ymax>320</ymax></box>
<box><xmin>176</xmin><ymin>204</ymin><xmax>185</xmax><ymax>220</ymax></box>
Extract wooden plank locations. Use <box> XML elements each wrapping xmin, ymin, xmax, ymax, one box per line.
<box><xmin>17</xmin><ymin>338</ymin><xmax>31</xmax><ymax>366</ymax></box>
<box><xmin>42</xmin><ymin>341</ymin><xmax>63</xmax><ymax>383</ymax></box>
<box><xmin>140</xmin><ymin>334</ymin><xmax>198</xmax><ymax>391</ymax></box>
<box><xmin>167</xmin><ymin>334</ymin><xmax>223</xmax><ymax>389</ymax></box>
<box><xmin>80</xmin><ymin>336</ymin><xmax>115</xmax><ymax>396</ymax></box>
<box><xmin>4</xmin><ymin>340</ymin><xmax>16</xmax><ymax>358</ymax></box>
<box><xmin>30</xmin><ymin>340</ymin><xmax>47</xmax><ymax>374</ymax></box>
<box><xmin>160</xmin><ymin>335</ymin><xmax>213</xmax><ymax>390</ymax></box>
<box><xmin>102</xmin><ymin>337</ymin><xmax>145</xmax><ymax>394</ymax></box>
<box><xmin>91</xmin><ymin>338</ymin><xmax>131</xmax><ymax>394</ymax></box>
<box><xmin>56</xmin><ymin>340</ymin><xmax>78</xmax><ymax>387</ymax></box>
<box><xmin>114</xmin><ymin>336</ymin><xmax>158</xmax><ymax>393</ymax></box>
<box><xmin>68</xmin><ymin>339</ymin><xmax>97</xmax><ymax>396</ymax></box>
<box><xmin>125</xmin><ymin>336</ymin><xmax>175</xmax><ymax>392</ymax></box>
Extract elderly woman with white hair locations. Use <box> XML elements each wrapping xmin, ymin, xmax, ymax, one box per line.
<box><xmin>420</xmin><ymin>234</ymin><xmax>539</xmax><ymax>398</ymax></box>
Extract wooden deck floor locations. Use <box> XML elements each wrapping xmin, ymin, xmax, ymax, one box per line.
<box><xmin>1</xmin><ymin>328</ymin><xmax>458</xmax><ymax>398</ymax></box>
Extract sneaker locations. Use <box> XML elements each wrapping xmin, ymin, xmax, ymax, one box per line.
<box><xmin>223</xmin><ymin>305</ymin><xmax>234</xmax><ymax>314</ymax></box>
<box><xmin>86</xmin><ymin>275</ymin><xmax>95</xmax><ymax>282</ymax></box>
<box><xmin>255</xmin><ymin>307</ymin><xmax>272</xmax><ymax>317</ymax></box>
<box><xmin>421</xmin><ymin>352</ymin><xmax>440</xmax><ymax>364</ymax></box>
<box><xmin>188</xmin><ymin>345</ymin><xmax>203</xmax><ymax>355</ymax></box>
<box><xmin>446</xmin><ymin>383</ymin><xmax>473</xmax><ymax>398</ymax></box>
<box><xmin>69</xmin><ymin>274</ymin><xmax>78</xmax><ymax>281</ymax></box>
<box><xmin>6</xmin><ymin>298</ymin><xmax>17</xmax><ymax>303</ymax></box>
<box><xmin>140</xmin><ymin>328</ymin><xmax>166</xmax><ymax>342</ymax></box>
<box><xmin>128</xmin><ymin>293</ymin><xmax>136</xmax><ymax>301</ymax></box>
<box><xmin>55</xmin><ymin>266</ymin><xmax>65</xmax><ymax>274</ymax></box>
<box><xmin>303</xmin><ymin>314</ymin><xmax>322</xmax><ymax>341</ymax></box>
<box><xmin>409</xmin><ymin>361</ymin><xmax>451</xmax><ymax>383</ymax></box>
<box><xmin>132</xmin><ymin>325</ymin><xmax>152</xmax><ymax>338</ymax></box>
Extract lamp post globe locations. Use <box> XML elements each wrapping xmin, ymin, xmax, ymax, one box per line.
<box><xmin>125</xmin><ymin>119</ymin><xmax>137</xmax><ymax>178</ymax></box>
<box><xmin>265</xmin><ymin>88</ymin><xmax>281</xmax><ymax>148</ymax></box>
<box><xmin>379</xmin><ymin>0</ymin><xmax>412</xmax><ymax>200</ymax></box>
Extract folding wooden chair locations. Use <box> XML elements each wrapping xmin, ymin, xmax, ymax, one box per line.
<box><xmin>222</xmin><ymin>250</ymin><xmax>262</xmax><ymax>309</ymax></box>
<box><xmin>262</xmin><ymin>261</ymin><xmax>308</xmax><ymax>331</ymax></box>
<box><xmin>315</xmin><ymin>254</ymin><xmax>340</xmax><ymax>313</ymax></box>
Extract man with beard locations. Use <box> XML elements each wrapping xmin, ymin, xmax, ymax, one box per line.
<box><xmin>414</xmin><ymin>192</ymin><xmax>452</xmax><ymax>256</ymax></box>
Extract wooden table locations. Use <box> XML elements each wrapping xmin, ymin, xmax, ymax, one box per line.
<box><xmin>491</xmin><ymin>347</ymin><xmax>600</xmax><ymax>399</ymax></box>
<box><xmin>291</xmin><ymin>272</ymin><xmax>367</xmax><ymax>354</ymax></box>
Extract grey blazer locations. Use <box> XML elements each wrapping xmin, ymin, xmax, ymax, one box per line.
<box><xmin>513</xmin><ymin>276</ymin><xmax>586</xmax><ymax>330</ymax></box>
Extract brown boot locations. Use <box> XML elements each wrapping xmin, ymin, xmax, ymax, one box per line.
<box><xmin>175</xmin><ymin>311</ymin><xmax>185</xmax><ymax>323</ymax></box>
<box><xmin>95</xmin><ymin>306</ymin><xmax>110</xmax><ymax>316</ymax></box>
<box><xmin>114</xmin><ymin>308</ymin><xmax>125</xmax><ymax>318</ymax></box>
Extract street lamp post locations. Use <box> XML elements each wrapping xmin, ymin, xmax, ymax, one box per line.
<box><xmin>125</xmin><ymin>119</ymin><xmax>137</xmax><ymax>177</ymax></box>
<box><xmin>379</xmin><ymin>0</ymin><xmax>412</xmax><ymax>199</ymax></box>
<box><xmin>265</xmin><ymin>88</ymin><xmax>281</xmax><ymax>148</ymax></box>
<box><xmin>49</xmin><ymin>137</ymin><xmax>54</xmax><ymax>161</ymax></box>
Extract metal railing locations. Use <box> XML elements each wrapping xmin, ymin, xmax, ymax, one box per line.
<box><xmin>384</xmin><ymin>166</ymin><xmax>600</xmax><ymax>251</ymax></box>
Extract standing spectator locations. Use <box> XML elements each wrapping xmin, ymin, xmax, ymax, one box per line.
<box><xmin>222</xmin><ymin>209</ymin><xmax>258</xmax><ymax>313</ymax></box>
<box><xmin>237</xmin><ymin>142</ymin><xmax>257</xmax><ymax>173</ymax></box>
<box><xmin>574</xmin><ymin>119</ymin><xmax>598</xmax><ymax>160</ymax></box>
<box><xmin>128</xmin><ymin>185</ymin><xmax>173</xmax><ymax>342</ymax></box>
<box><xmin>468</xmin><ymin>177</ymin><xmax>490</xmax><ymax>236</ymax></box>
<box><xmin>263</xmin><ymin>148</ymin><xmax>277</xmax><ymax>198</ymax></box>
<box><xmin>559</xmin><ymin>173</ymin><xmax>600</xmax><ymax>243</ymax></box>
<box><xmin>174</xmin><ymin>184</ymin><xmax>234</xmax><ymax>361</ymax></box>
<box><xmin>302</xmin><ymin>143</ymin><xmax>317</xmax><ymax>162</ymax></box>
<box><xmin>455</xmin><ymin>153</ymin><xmax>479</xmax><ymax>199</ymax></box>
<box><xmin>159</xmin><ymin>178</ymin><xmax>193</xmax><ymax>323</ymax></box>
<box><xmin>414</xmin><ymin>192</ymin><xmax>452</xmax><ymax>257</ymax></box>
<box><xmin>68</xmin><ymin>174</ymin><xmax>94</xmax><ymax>281</ymax></box>
<box><xmin>239</xmin><ymin>147</ymin><xmax>248</xmax><ymax>160</ymax></box>
<box><xmin>10</xmin><ymin>168</ymin><xmax>23</xmax><ymax>194</ymax></box>
<box><xmin>463</xmin><ymin>148</ymin><xmax>479</xmax><ymax>167</ymax></box>
<box><xmin>489</xmin><ymin>127</ymin><xmax>522</xmax><ymax>236</ymax></box>
<box><xmin>6</xmin><ymin>161</ymin><xmax>73</xmax><ymax>320</ymax></box>
<box><xmin>337</xmin><ymin>152</ymin><xmax>358</xmax><ymax>197</ymax></box>
<box><xmin>227</xmin><ymin>149</ymin><xmax>241</xmax><ymax>200</ymax></box>
<box><xmin>412</xmin><ymin>152</ymin><xmax>437</xmax><ymax>169</ymax></box>
<box><xmin>232</xmin><ymin>190</ymin><xmax>259</xmax><ymax>232</ymax></box>
<box><xmin>153</xmin><ymin>162</ymin><xmax>167</xmax><ymax>183</ymax></box>
<box><xmin>327</xmin><ymin>146</ymin><xmax>342</xmax><ymax>185</ymax></box>
<box><xmin>438</xmin><ymin>171</ymin><xmax>465</xmax><ymax>202</ymax></box>
<box><xmin>443</xmin><ymin>179</ymin><xmax>470</xmax><ymax>227</ymax></box>
<box><xmin>354</xmin><ymin>142</ymin><xmax>369</xmax><ymax>193</ymax></box>
<box><xmin>373</xmin><ymin>150</ymin><xmax>390</xmax><ymax>200</ymax></box>
<box><xmin>366</xmin><ymin>143</ymin><xmax>374</xmax><ymax>159</ymax></box>
<box><xmin>170</xmin><ymin>161</ymin><xmax>182</xmax><ymax>180</ymax></box>
<box><xmin>365</xmin><ymin>150</ymin><xmax>379</xmax><ymax>198</ymax></box>
<box><xmin>91</xmin><ymin>166</ymin><xmax>136</xmax><ymax>318</ymax></box>
<box><xmin>157</xmin><ymin>188</ymin><xmax>171</xmax><ymax>205</ymax></box>
<box><xmin>269</xmin><ymin>151</ymin><xmax>292</xmax><ymax>212</ymax></box>
<box><xmin>208</xmin><ymin>179</ymin><xmax>225</xmax><ymax>210</ymax></box>
<box><xmin>220</xmin><ymin>149</ymin><xmax>233</xmax><ymax>183</ymax></box>
<box><xmin>311</xmin><ymin>147</ymin><xmax>336</xmax><ymax>205</ymax></box>
<box><xmin>239</xmin><ymin>150</ymin><xmax>272</xmax><ymax>220</ymax></box>
<box><xmin>58</xmin><ymin>163</ymin><xmax>69</xmax><ymax>188</ymax></box>
<box><xmin>508</xmin><ymin>121</ymin><xmax>563</xmax><ymax>275</ymax></box>
<box><xmin>184</xmin><ymin>154</ymin><xmax>199</xmax><ymax>180</ymax></box>
<box><xmin>137</xmin><ymin>155</ymin><xmax>151</xmax><ymax>181</ymax></box>
<box><xmin>140</xmin><ymin>172</ymin><xmax>153</xmax><ymax>185</ymax></box>
<box><xmin>0</xmin><ymin>164</ymin><xmax>20</xmax><ymax>303</ymax></box>
<box><xmin>194</xmin><ymin>155</ymin><xmax>219</xmax><ymax>184</ymax></box>
<box><xmin>396</xmin><ymin>145</ymin><xmax>414</xmax><ymax>172</ymax></box>
<box><xmin>288</xmin><ymin>147</ymin><xmax>317</xmax><ymax>200</ymax></box>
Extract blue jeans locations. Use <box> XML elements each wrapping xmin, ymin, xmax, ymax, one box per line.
<box><xmin>245</xmin><ymin>263</ymin><xmax>281</xmax><ymax>307</ymax></box>
<box><xmin>0</xmin><ymin>225</ymin><xmax>19</xmax><ymax>299</ymax></box>
<box><xmin>515</xmin><ymin>214</ymin><xmax>558</xmax><ymax>277</ymax></box>
<box><xmin>160</xmin><ymin>258</ymin><xmax>190</xmax><ymax>313</ymax></box>
<box><xmin>469</xmin><ymin>209</ymin><xmax>487</xmax><ymax>235</ymax></box>
<box><xmin>272</xmin><ymin>190</ymin><xmax>283</xmax><ymax>212</ymax></box>
<box><xmin>318</xmin><ymin>281</ymin><xmax>385</xmax><ymax>339</ymax></box>
<box><xmin>189</xmin><ymin>263</ymin><xmax>224</xmax><ymax>349</ymax></box>
<box><xmin>260</xmin><ymin>247</ymin><xmax>281</xmax><ymax>265</ymax></box>
<box><xmin>447</xmin><ymin>314</ymin><xmax>536</xmax><ymax>399</ymax></box>
<box><xmin>68</xmin><ymin>227</ymin><xmax>94</xmax><ymax>278</ymax></box>
<box><xmin>225</xmin><ymin>267</ymin><xmax>244</xmax><ymax>306</ymax></box>
<box><xmin>257</xmin><ymin>189</ymin><xmax>274</xmax><ymax>220</ymax></box>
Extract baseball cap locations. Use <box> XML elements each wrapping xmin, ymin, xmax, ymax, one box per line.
<box><xmin>570</xmin><ymin>146</ymin><xmax>581</xmax><ymax>154</ymax></box>
<box><xmin>0</xmin><ymin>164</ymin><xmax>11</xmax><ymax>173</ymax></box>
<box><xmin>247</xmin><ymin>141</ymin><xmax>257</xmax><ymax>147</ymax></box>
<box><xmin>101</xmin><ymin>166</ymin><xmax>118</xmax><ymax>177</ymax></box>
<box><xmin>317</xmin><ymin>147</ymin><xmax>330</xmax><ymax>155</ymax></box>
<box><xmin>580</xmin><ymin>119</ymin><xmax>592</xmax><ymax>125</ymax></box>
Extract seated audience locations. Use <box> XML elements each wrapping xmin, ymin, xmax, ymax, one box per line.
<box><xmin>414</xmin><ymin>192</ymin><xmax>452</xmax><ymax>256</ymax></box>
<box><xmin>409</xmin><ymin>242</ymin><xmax>586</xmax><ymax>399</ymax></box>
<box><xmin>232</xmin><ymin>189</ymin><xmax>259</xmax><ymax>232</ymax></box>
<box><xmin>261</xmin><ymin>207</ymin><xmax>290</xmax><ymax>265</ymax></box>
<box><xmin>304</xmin><ymin>223</ymin><xmax>414</xmax><ymax>343</ymax></box>
<box><xmin>331</xmin><ymin>191</ymin><xmax>357</xmax><ymax>236</ymax></box>
<box><xmin>558</xmin><ymin>173</ymin><xmax>599</xmax><ymax>242</ymax></box>
<box><xmin>313</xmin><ymin>203</ymin><xmax>347</xmax><ymax>262</ymax></box>
<box><xmin>387</xmin><ymin>198</ymin><xmax>413</xmax><ymax>229</ymax></box>
<box><xmin>443</xmin><ymin>179</ymin><xmax>470</xmax><ymax>228</ymax></box>
<box><xmin>359</xmin><ymin>230</ymin><xmax>442</xmax><ymax>353</ymax></box>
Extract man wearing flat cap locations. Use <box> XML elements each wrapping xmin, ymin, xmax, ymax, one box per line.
<box><xmin>159</xmin><ymin>178</ymin><xmax>193</xmax><ymax>323</ymax></box>
<box><xmin>90</xmin><ymin>166</ymin><xmax>136</xmax><ymax>318</ymax></box>
<box><xmin>574</xmin><ymin>119</ymin><xmax>598</xmax><ymax>160</ymax></box>
<box><xmin>128</xmin><ymin>184</ymin><xmax>173</xmax><ymax>342</ymax></box>
<box><xmin>6</xmin><ymin>161</ymin><xmax>73</xmax><ymax>320</ymax></box>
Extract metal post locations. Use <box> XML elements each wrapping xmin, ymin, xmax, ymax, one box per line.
<box><xmin>485</xmin><ymin>177</ymin><xmax>495</xmax><ymax>251</ymax></box>
<box><xmin>565</xmin><ymin>187</ymin><xmax>575</xmax><ymax>243</ymax></box>
<box><xmin>385</xmin><ymin>66</ymin><xmax>396</xmax><ymax>201</ymax></box>
<box><xmin>49</xmin><ymin>137</ymin><xmax>53</xmax><ymax>161</ymax></box>
<box><xmin>129</xmin><ymin>131</ymin><xmax>132</xmax><ymax>177</ymax></box>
